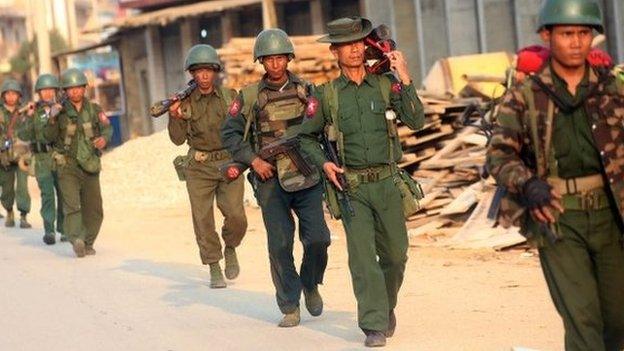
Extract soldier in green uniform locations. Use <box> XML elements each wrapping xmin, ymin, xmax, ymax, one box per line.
<box><xmin>221</xmin><ymin>29</ymin><xmax>331</xmax><ymax>327</ymax></box>
<box><xmin>45</xmin><ymin>68</ymin><xmax>112</xmax><ymax>258</ymax></box>
<box><xmin>0</xmin><ymin>78</ymin><xmax>32</xmax><ymax>228</ymax></box>
<box><xmin>299</xmin><ymin>17</ymin><xmax>425</xmax><ymax>347</ymax></box>
<box><xmin>168</xmin><ymin>44</ymin><xmax>247</xmax><ymax>289</ymax></box>
<box><xmin>486</xmin><ymin>1</ymin><xmax>624</xmax><ymax>350</ymax></box>
<box><xmin>18</xmin><ymin>74</ymin><xmax>65</xmax><ymax>245</ymax></box>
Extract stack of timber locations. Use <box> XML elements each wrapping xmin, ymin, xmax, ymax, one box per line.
<box><xmin>218</xmin><ymin>36</ymin><xmax>340</xmax><ymax>89</ymax></box>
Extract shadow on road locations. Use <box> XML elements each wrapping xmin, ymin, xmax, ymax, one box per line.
<box><xmin>118</xmin><ymin>259</ymin><xmax>362</xmax><ymax>344</ymax></box>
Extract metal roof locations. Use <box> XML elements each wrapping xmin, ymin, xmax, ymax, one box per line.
<box><xmin>103</xmin><ymin>0</ymin><xmax>262</xmax><ymax>31</ymax></box>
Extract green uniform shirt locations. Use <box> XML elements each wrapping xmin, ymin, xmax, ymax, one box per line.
<box><xmin>44</xmin><ymin>100</ymin><xmax>113</xmax><ymax>159</ymax></box>
<box><xmin>18</xmin><ymin>103</ymin><xmax>54</xmax><ymax>144</ymax></box>
<box><xmin>300</xmin><ymin>73</ymin><xmax>424</xmax><ymax>169</ymax></box>
<box><xmin>550</xmin><ymin>67</ymin><xmax>603</xmax><ymax>178</ymax></box>
<box><xmin>168</xmin><ymin>87</ymin><xmax>235</xmax><ymax>152</ymax></box>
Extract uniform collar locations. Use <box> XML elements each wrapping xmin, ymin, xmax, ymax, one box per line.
<box><xmin>335</xmin><ymin>72</ymin><xmax>377</xmax><ymax>90</ymax></box>
<box><xmin>259</xmin><ymin>71</ymin><xmax>301</xmax><ymax>91</ymax></box>
<box><xmin>539</xmin><ymin>60</ymin><xmax>593</xmax><ymax>90</ymax></box>
<box><xmin>192</xmin><ymin>86</ymin><xmax>221</xmax><ymax>101</ymax></box>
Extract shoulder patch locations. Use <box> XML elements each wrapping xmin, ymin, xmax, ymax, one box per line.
<box><xmin>391</xmin><ymin>82</ymin><xmax>402</xmax><ymax>94</ymax></box>
<box><xmin>228</xmin><ymin>98</ymin><xmax>241</xmax><ymax>117</ymax></box>
<box><xmin>306</xmin><ymin>96</ymin><xmax>319</xmax><ymax>118</ymax></box>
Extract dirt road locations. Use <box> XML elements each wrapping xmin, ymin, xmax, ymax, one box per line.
<box><xmin>0</xmin><ymin>183</ymin><xmax>563</xmax><ymax>351</ymax></box>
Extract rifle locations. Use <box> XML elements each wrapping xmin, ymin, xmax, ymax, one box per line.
<box><xmin>364</xmin><ymin>24</ymin><xmax>397</xmax><ymax>75</ymax></box>
<box><xmin>149</xmin><ymin>79</ymin><xmax>197</xmax><ymax>118</ymax></box>
<box><xmin>219</xmin><ymin>136</ymin><xmax>313</xmax><ymax>182</ymax></box>
<box><xmin>319</xmin><ymin>133</ymin><xmax>354</xmax><ymax>217</ymax></box>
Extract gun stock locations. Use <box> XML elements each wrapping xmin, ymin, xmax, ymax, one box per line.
<box><xmin>150</xmin><ymin>80</ymin><xmax>197</xmax><ymax>118</ymax></box>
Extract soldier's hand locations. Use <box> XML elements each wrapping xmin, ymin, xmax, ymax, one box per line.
<box><xmin>26</xmin><ymin>102</ymin><xmax>35</xmax><ymax>117</ymax></box>
<box><xmin>251</xmin><ymin>157</ymin><xmax>275</xmax><ymax>181</ymax></box>
<box><xmin>531</xmin><ymin>189</ymin><xmax>564</xmax><ymax>224</ymax></box>
<box><xmin>385</xmin><ymin>51</ymin><xmax>411</xmax><ymax>84</ymax></box>
<box><xmin>93</xmin><ymin>137</ymin><xmax>107</xmax><ymax>150</ymax></box>
<box><xmin>168</xmin><ymin>99</ymin><xmax>183</xmax><ymax>119</ymax></box>
<box><xmin>323</xmin><ymin>162</ymin><xmax>344</xmax><ymax>191</ymax></box>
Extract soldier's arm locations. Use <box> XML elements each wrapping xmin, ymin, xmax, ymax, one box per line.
<box><xmin>167</xmin><ymin>99</ymin><xmax>189</xmax><ymax>146</ymax></box>
<box><xmin>220</xmin><ymin>93</ymin><xmax>256</xmax><ymax>166</ymax></box>
<box><xmin>486</xmin><ymin>89</ymin><xmax>534</xmax><ymax>193</ymax></box>
<box><xmin>299</xmin><ymin>88</ymin><xmax>330</xmax><ymax>169</ymax></box>
<box><xmin>93</xmin><ymin>104</ymin><xmax>113</xmax><ymax>143</ymax></box>
<box><xmin>16</xmin><ymin>111</ymin><xmax>34</xmax><ymax>141</ymax></box>
<box><xmin>389</xmin><ymin>76</ymin><xmax>425</xmax><ymax>130</ymax></box>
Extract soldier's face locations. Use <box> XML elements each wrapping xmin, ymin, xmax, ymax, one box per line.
<box><xmin>191</xmin><ymin>68</ymin><xmax>217</xmax><ymax>90</ymax></box>
<box><xmin>3</xmin><ymin>91</ymin><xmax>20</xmax><ymax>106</ymax></box>
<box><xmin>38</xmin><ymin>88</ymin><xmax>56</xmax><ymax>102</ymax></box>
<box><xmin>66</xmin><ymin>86</ymin><xmax>86</xmax><ymax>103</ymax></box>
<box><xmin>541</xmin><ymin>25</ymin><xmax>593</xmax><ymax>68</ymax></box>
<box><xmin>331</xmin><ymin>40</ymin><xmax>366</xmax><ymax>69</ymax></box>
<box><xmin>260</xmin><ymin>55</ymin><xmax>289</xmax><ymax>81</ymax></box>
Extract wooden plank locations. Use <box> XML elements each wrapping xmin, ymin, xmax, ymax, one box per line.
<box><xmin>402</xmin><ymin>124</ymin><xmax>453</xmax><ymax>147</ymax></box>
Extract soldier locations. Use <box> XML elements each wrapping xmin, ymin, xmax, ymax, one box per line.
<box><xmin>168</xmin><ymin>44</ymin><xmax>247</xmax><ymax>289</ymax></box>
<box><xmin>221</xmin><ymin>29</ymin><xmax>331</xmax><ymax>327</ymax></box>
<box><xmin>299</xmin><ymin>17</ymin><xmax>425</xmax><ymax>347</ymax></box>
<box><xmin>486</xmin><ymin>1</ymin><xmax>624</xmax><ymax>350</ymax></box>
<box><xmin>0</xmin><ymin>78</ymin><xmax>32</xmax><ymax>228</ymax></box>
<box><xmin>45</xmin><ymin>68</ymin><xmax>112</xmax><ymax>258</ymax></box>
<box><xmin>18</xmin><ymin>74</ymin><xmax>65</xmax><ymax>245</ymax></box>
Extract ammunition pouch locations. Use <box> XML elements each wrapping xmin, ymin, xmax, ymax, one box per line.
<box><xmin>393</xmin><ymin>167</ymin><xmax>424</xmax><ymax>219</ymax></box>
<box><xmin>173</xmin><ymin>154</ymin><xmax>190</xmax><ymax>181</ymax></box>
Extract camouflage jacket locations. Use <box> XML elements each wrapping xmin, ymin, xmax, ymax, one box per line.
<box><xmin>487</xmin><ymin>64</ymin><xmax>624</xmax><ymax>226</ymax></box>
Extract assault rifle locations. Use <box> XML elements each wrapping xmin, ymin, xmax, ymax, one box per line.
<box><xmin>319</xmin><ymin>133</ymin><xmax>354</xmax><ymax>217</ymax></box>
<box><xmin>219</xmin><ymin>136</ymin><xmax>313</xmax><ymax>182</ymax></box>
<box><xmin>149</xmin><ymin>80</ymin><xmax>197</xmax><ymax>118</ymax></box>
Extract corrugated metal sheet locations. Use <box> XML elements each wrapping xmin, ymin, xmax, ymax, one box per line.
<box><xmin>106</xmin><ymin>0</ymin><xmax>262</xmax><ymax>31</ymax></box>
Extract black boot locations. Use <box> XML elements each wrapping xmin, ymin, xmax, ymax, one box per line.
<box><xmin>363</xmin><ymin>330</ymin><xmax>387</xmax><ymax>348</ymax></box>
<box><xmin>43</xmin><ymin>232</ymin><xmax>56</xmax><ymax>245</ymax></box>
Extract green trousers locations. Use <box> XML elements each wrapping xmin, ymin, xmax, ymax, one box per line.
<box><xmin>0</xmin><ymin>164</ymin><xmax>31</xmax><ymax>214</ymax></box>
<box><xmin>57</xmin><ymin>163</ymin><xmax>103</xmax><ymax>246</ymax></box>
<box><xmin>34</xmin><ymin>153</ymin><xmax>63</xmax><ymax>234</ymax></box>
<box><xmin>340</xmin><ymin>176</ymin><xmax>408</xmax><ymax>332</ymax></box>
<box><xmin>185</xmin><ymin>158</ymin><xmax>247</xmax><ymax>265</ymax></box>
<box><xmin>539</xmin><ymin>206</ymin><xmax>624</xmax><ymax>351</ymax></box>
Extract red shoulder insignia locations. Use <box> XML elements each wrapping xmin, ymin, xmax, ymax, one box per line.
<box><xmin>228</xmin><ymin>98</ymin><xmax>241</xmax><ymax>117</ymax></box>
<box><xmin>391</xmin><ymin>82</ymin><xmax>402</xmax><ymax>94</ymax></box>
<box><xmin>306</xmin><ymin>96</ymin><xmax>319</xmax><ymax>118</ymax></box>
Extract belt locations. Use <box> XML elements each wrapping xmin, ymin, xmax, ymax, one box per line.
<box><xmin>561</xmin><ymin>188</ymin><xmax>611</xmax><ymax>211</ymax></box>
<box><xmin>30</xmin><ymin>142</ymin><xmax>53</xmax><ymax>154</ymax></box>
<box><xmin>547</xmin><ymin>174</ymin><xmax>604</xmax><ymax>195</ymax></box>
<box><xmin>346</xmin><ymin>165</ymin><xmax>393</xmax><ymax>183</ymax></box>
<box><xmin>191</xmin><ymin>149</ymin><xmax>230</xmax><ymax>163</ymax></box>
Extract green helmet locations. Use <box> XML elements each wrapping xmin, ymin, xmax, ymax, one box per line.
<box><xmin>537</xmin><ymin>0</ymin><xmax>604</xmax><ymax>33</ymax></box>
<box><xmin>184</xmin><ymin>44</ymin><xmax>222</xmax><ymax>71</ymax></box>
<box><xmin>60</xmin><ymin>68</ymin><xmax>88</xmax><ymax>88</ymax></box>
<box><xmin>1</xmin><ymin>78</ymin><xmax>22</xmax><ymax>96</ymax></box>
<box><xmin>35</xmin><ymin>74</ymin><xmax>60</xmax><ymax>91</ymax></box>
<box><xmin>253</xmin><ymin>28</ymin><xmax>295</xmax><ymax>62</ymax></box>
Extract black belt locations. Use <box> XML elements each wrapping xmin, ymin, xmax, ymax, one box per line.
<box><xmin>31</xmin><ymin>142</ymin><xmax>53</xmax><ymax>153</ymax></box>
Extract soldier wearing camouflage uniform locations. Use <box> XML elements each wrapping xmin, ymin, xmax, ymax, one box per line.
<box><xmin>18</xmin><ymin>74</ymin><xmax>65</xmax><ymax>245</ymax></box>
<box><xmin>486</xmin><ymin>1</ymin><xmax>624</xmax><ymax>350</ymax></box>
<box><xmin>221</xmin><ymin>29</ymin><xmax>330</xmax><ymax>327</ymax></box>
<box><xmin>168</xmin><ymin>44</ymin><xmax>247</xmax><ymax>289</ymax></box>
<box><xmin>299</xmin><ymin>17</ymin><xmax>425</xmax><ymax>347</ymax></box>
<box><xmin>45</xmin><ymin>68</ymin><xmax>112</xmax><ymax>258</ymax></box>
<box><xmin>0</xmin><ymin>78</ymin><xmax>32</xmax><ymax>228</ymax></box>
